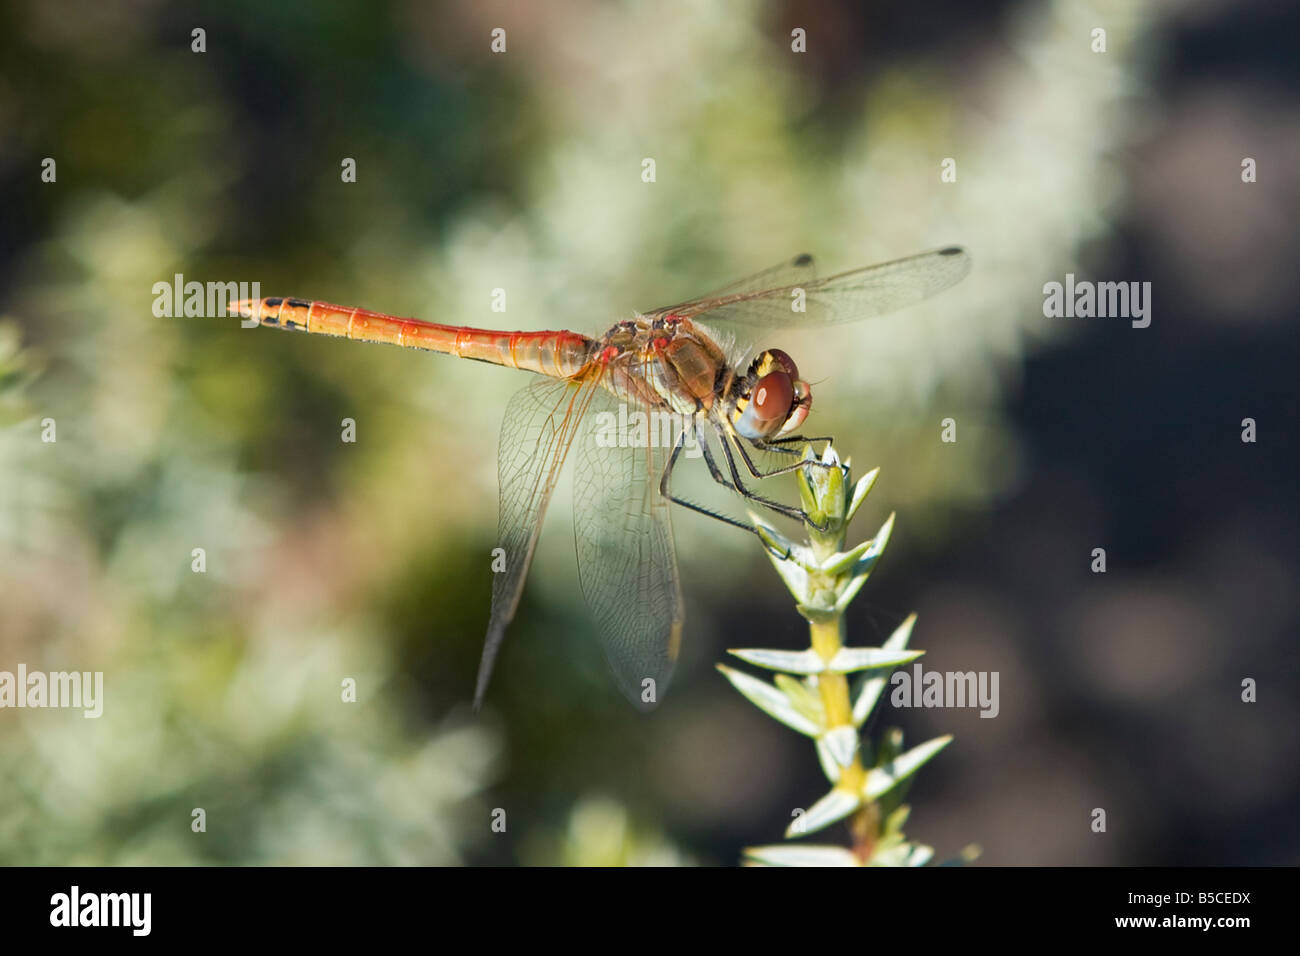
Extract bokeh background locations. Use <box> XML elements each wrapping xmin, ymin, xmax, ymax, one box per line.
<box><xmin>1</xmin><ymin>0</ymin><xmax>1296</xmax><ymax>865</ymax></box>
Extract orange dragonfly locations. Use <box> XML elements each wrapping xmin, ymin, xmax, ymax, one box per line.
<box><xmin>230</xmin><ymin>246</ymin><xmax>970</xmax><ymax>709</ymax></box>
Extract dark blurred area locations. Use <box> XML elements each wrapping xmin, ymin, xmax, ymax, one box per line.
<box><xmin>0</xmin><ymin>0</ymin><xmax>1295</xmax><ymax>865</ymax></box>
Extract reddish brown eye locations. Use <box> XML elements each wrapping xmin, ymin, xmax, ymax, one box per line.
<box><xmin>752</xmin><ymin>371</ymin><xmax>793</xmax><ymax>421</ymax></box>
<box><xmin>767</xmin><ymin>349</ymin><xmax>799</xmax><ymax>381</ymax></box>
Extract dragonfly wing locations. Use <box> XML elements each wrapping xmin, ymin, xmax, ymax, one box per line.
<box><xmin>650</xmin><ymin>246</ymin><xmax>970</xmax><ymax>330</ymax></box>
<box><xmin>572</xmin><ymin>383</ymin><xmax>685</xmax><ymax>710</ymax></box>
<box><xmin>644</xmin><ymin>253</ymin><xmax>820</xmax><ymax>318</ymax></box>
<box><xmin>477</xmin><ymin>375</ymin><xmax>601</xmax><ymax>708</ymax></box>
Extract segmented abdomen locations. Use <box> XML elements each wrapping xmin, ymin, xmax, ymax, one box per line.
<box><xmin>230</xmin><ymin>297</ymin><xmax>594</xmax><ymax>379</ymax></box>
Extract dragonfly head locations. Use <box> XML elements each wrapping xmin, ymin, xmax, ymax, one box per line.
<box><xmin>733</xmin><ymin>349</ymin><xmax>812</xmax><ymax>441</ymax></box>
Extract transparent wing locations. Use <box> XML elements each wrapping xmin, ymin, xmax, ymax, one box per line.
<box><xmin>668</xmin><ymin>253</ymin><xmax>820</xmax><ymax>305</ymax></box>
<box><xmin>644</xmin><ymin>246</ymin><xmax>970</xmax><ymax>330</ymax></box>
<box><xmin>572</xmin><ymin>374</ymin><xmax>685</xmax><ymax>710</ymax></box>
<box><xmin>476</xmin><ymin>374</ymin><xmax>602</xmax><ymax>708</ymax></box>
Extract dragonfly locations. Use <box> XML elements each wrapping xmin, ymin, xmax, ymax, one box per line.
<box><xmin>229</xmin><ymin>245</ymin><xmax>970</xmax><ymax>710</ymax></box>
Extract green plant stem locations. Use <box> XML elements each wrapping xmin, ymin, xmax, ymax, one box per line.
<box><xmin>732</xmin><ymin>445</ymin><xmax>959</xmax><ymax>867</ymax></box>
<box><xmin>810</xmin><ymin>614</ymin><xmax>877</xmax><ymax>857</ymax></box>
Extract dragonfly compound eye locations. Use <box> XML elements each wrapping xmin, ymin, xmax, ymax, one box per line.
<box><xmin>734</xmin><ymin>370</ymin><xmax>796</xmax><ymax>439</ymax></box>
<box><xmin>777</xmin><ymin>380</ymin><xmax>811</xmax><ymax>436</ymax></box>
<box><xmin>752</xmin><ymin>370</ymin><xmax>794</xmax><ymax>421</ymax></box>
<box><xmin>765</xmin><ymin>348</ymin><xmax>799</xmax><ymax>381</ymax></box>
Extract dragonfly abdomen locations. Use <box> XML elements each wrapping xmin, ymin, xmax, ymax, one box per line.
<box><xmin>474</xmin><ymin>329</ymin><xmax>593</xmax><ymax>379</ymax></box>
<box><xmin>228</xmin><ymin>297</ymin><xmax>593</xmax><ymax>378</ymax></box>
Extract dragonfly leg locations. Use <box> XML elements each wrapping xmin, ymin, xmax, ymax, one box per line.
<box><xmin>660</xmin><ymin>429</ymin><xmax>790</xmax><ymax>559</ymax></box>
<box><xmin>697</xmin><ymin>428</ymin><xmax>813</xmax><ymax>539</ymax></box>
<box><xmin>740</xmin><ymin>437</ymin><xmax>846</xmax><ymax>480</ymax></box>
<box><xmin>751</xmin><ymin>443</ymin><xmax>805</xmax><ymax>458</ymax></box>
<box><xmin>727</xmin><ymin>443</ymin><xmax>844</xmax><ymax>532</ymax></box>
<box><xmin>696</xmin><ymin>425</ymin><xmax>740</xmax><ymax>489</ymax></box>
<box><xmin>714</xmin><ymin>431</ymin><xmax>831</xmax><ymax>531</ymax></box>
<box><xmin>698</xmin><ymin>428</ymin><xmax>818</xmax><ymax>526</ymax></box>
<box><xmin>760</xmin><ymin>434</ymin><xmax>835</xmax><ymax>455</ymax></box>
<box><xmin>737</xmin><ymin>443</ymin><xmax>830</xmax><ymax>480</ymax></box>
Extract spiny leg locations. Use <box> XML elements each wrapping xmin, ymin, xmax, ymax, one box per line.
<box><xmin>712</xmin><ymin>427</ymin><xmax>830</xmax><ymax>531</ymax></box>
<box><xmin>766</xmin><ymin>433</ymin><xmax>834</xmax><ymax>446</ymax></box>
<box><xmin>659</xmin><ymin>428</ymin><xmax>791</xmax><ymax>559</ymax></box>
<box><xmin>735</xmin><ymin>434</ymin><xmax>848</xmax><ymax>481</ymax></box>
<box><xmin>758</xmin><ymin>433</ymin><xmax>836</xmax><ymax>456</ymax></box>
<box><xmin>697</xmin><ymin>426</ymin><xmax>815</xmax><ymax>523</ymax></box>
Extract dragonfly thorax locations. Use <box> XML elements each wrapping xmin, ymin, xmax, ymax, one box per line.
<box><xmin>600</xmin><ymin>316</ymin><xmax>730</xmax><ymax>417</ymax></box>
